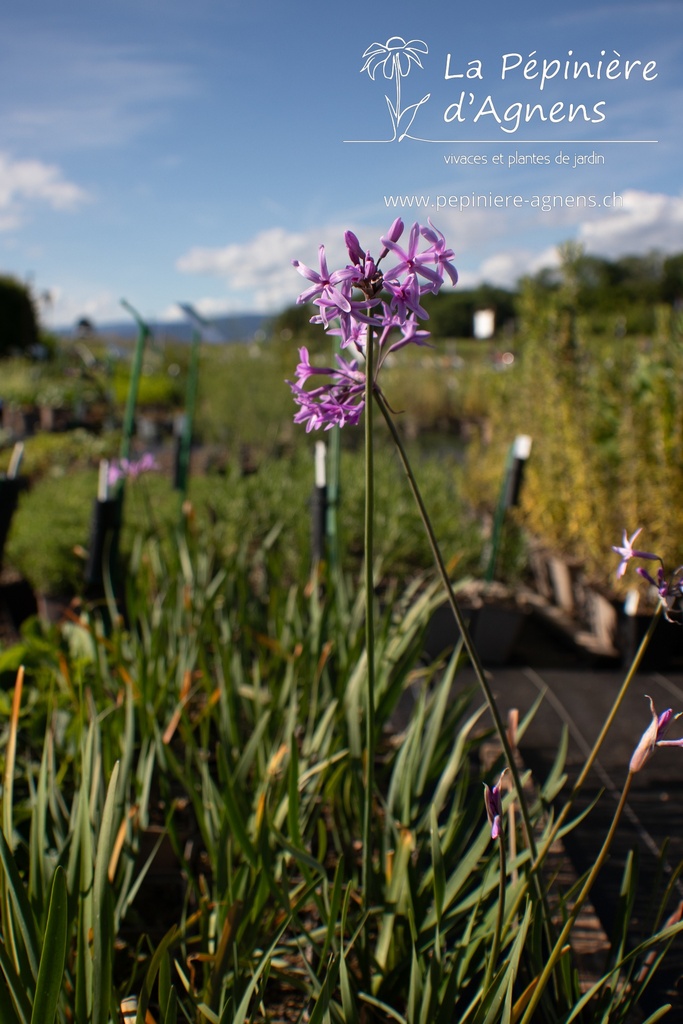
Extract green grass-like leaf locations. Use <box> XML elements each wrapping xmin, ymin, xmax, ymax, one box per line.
<box><xmin>30</xmin><ymin>867</ymin><xmax>68</xmax><ymax>1024</ymax></box>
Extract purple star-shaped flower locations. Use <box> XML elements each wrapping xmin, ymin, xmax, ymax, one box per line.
<box><xmin>420</xmin><ymin>220</ymin><xmax>459</xmax><ymax>287</ymax></box>
<box><xmin>383</xmin><ymin>273</ymin><xmax>428</xmax><ymax>322</ymax></box>
<box><xmin>483</xmin><ymin>769</ymin><xmax>508</xmax><ymax>840</ymax></box>
<box><xmin>630</xmin><ymin>695</ymin><xmax>683</xmax><ymax>773</ymax></box>
<box><xmin>636</xmin><ymin>564</ymin><xmax>668</xmax><ymax>601</ymax></box>
<box><xmin>292</xmin><ymin>245</ymin><xmax>357</xmax><ymax>313</ymax></box>
<box><xmin>385</xmin><ymin>315</ymin><xmax>432</xmax><ymax>355</ymax></box>
<box><xmin>377</xmin><ymin>217</ymin><xmax>404</xmax><ymax>262</ymax></box>
<box><xmin>382</xmin><ymin>221</ymin><xmax>443</xmax><ymax>291</ymax></box>
<box><xmin>612</xmin><ymin>527</ymin><xmax>659</xmax><ymax>579</ymax></box>
<box><xmin>287</xmin><ymin>348</ymin><xmax>367</xmax><ymax>432</ymax></box>
<box><xmin>636</xmin><ymin>563</ymin><xmax>683</xmax><ymax>621</ymax></box>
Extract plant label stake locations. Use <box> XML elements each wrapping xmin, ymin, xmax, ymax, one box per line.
<box><xmin>311</xmin><ymin>441</ymin><xmax>328</xmax><ymax>565</ymax></box>
<box><xmin>85</xmin><ymin>459</ymin><xmax>121</xmax><ymax>593</ymax></box>
<box><xmin>485</xmin><ymin>434</ymin><xmax>532</xmax><ymax>583</ymax></box>
<box><xmin>0</xmin><ymin>443</ymin><xmax>27</xmax><ymax>568</ymax></box>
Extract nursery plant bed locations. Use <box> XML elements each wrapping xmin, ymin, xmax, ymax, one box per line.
<box><xmin>528</xmin><ymin>540</ymin><xmax>585</xmax><ymax>613</ymax></box>
<box><xmin>522</xmin><ymin>589</ymin><xmax>621</xmax><ymax>663</ymax></box>
<box><xmin>38</xmin><ymin>404</ymin><xmax>71</xmax><ymax>432</ymax></box>
<box><xmin>0</xmin><ymin>476</ymin><xmax>28</xmax><ymax>570</ymax></box>
<box><xmin>2</xmin><ymin>405</ymin><xmax>39</xmax><ymax>439</ymax></box>
<box><xmin>464</xmin><ymin>664</ymin><xmax>683</xmax><ymax>1019</ymax></box>
<box><xmin>527</xmin><ymin>580</ymin><xmax>683</xmax><ymax>670</ymax></box>
<box><xmin>0</xmin><ymin>569</ymin><xmax>37</xmax><ymax>642</ymax></box>
<box><xmin>35</xmin><ymin>592</ymin><xmax>79</xmax><ymax>625</ymax></box>
<box><xmin>423</xmin><ymin>581</ymin><xmax>530</xmax><ymax>666</ymax></box>
<box><xmin>617</xmin><ymin>607</ymin><xmax>683</xmax><ymax>670</ymax></box>
<box><xmin>522</xmin><ymin>539</ymin><xmax>683</xmax><ymax>669</ymax></box>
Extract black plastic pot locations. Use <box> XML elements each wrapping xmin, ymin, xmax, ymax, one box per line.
<box><xmin>85</xmin><ymin>497</ymin><xmax>122</xmax><ymax>592</ymax></box>
<box><xmin>0</xmin><ymin>477</ymin><xmax>28</xmax><ymax>570</ymax></box>
<box><xmin>618</xmin><ymin>608</ymin><xmax>683</xmax><ymax>670</ymax></box>
<box><xmin>424</xmin><ymin>597</ymin><xmax>527</xmax><ymax>666</ymax></box>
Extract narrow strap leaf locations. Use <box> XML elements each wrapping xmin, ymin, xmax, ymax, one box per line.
<box><xmin>30</xmin><ymin>868</ymin><xmax>68</xmax><ymax>1024</ymax></box>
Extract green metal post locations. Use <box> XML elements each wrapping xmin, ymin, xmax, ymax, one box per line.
<box><xmin>176</xmin><ymin>303</ymin><xmax>222</xmax><ymax>502</ymax></box>
<box><xmin>119</xmin><ymin>299</ymin><xmax>151</xmax><ymax>463</ymax></box>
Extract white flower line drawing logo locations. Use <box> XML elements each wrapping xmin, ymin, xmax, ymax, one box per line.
<box><xmin>360</xmin><ymin>37</ymin><xmax>431</xmax><ymax>142</ymax></box>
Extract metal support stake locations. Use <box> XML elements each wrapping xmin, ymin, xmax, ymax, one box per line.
<box><xmin>485</xmin><ymin>434</ymin><xmax>532</xmax><ymax>583</ymax></box>
<box><xmin>119</xmin><ymin>299</ymin><xmax>151</xmax><ymax>464</ymax></box>
<box><xmin>177</xmin><ymin>304</ymin><xmax>222</xmax><ymax>500</ymax></box>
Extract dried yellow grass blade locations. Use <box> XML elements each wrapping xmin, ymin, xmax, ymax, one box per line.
<box><xmin>3</xmin><ymin>665</ymin><xmax>24</xmax><ymax>846</ymax></box>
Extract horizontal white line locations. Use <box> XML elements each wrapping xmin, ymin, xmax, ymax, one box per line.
<box><xmin>344</xmin><ymin>138</ymin><xmax>658</xmax><ymax>144</ymax></box>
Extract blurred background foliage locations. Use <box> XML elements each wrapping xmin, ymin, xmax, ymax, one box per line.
<box><xmin>1</xmin><ymin>248</ymin><xmax>683</xmax><ymax>1020</ymax></box>
<box><xmin>3</xmin><ymin>443</ymin><xmax>489</xmax><ymax>597</ymax></box>
<box><xmin>1</xmin><ymin>242</ymin><xmax>683</xmax><ymax>602</ymax></box>
<box><xmin>464</xmin><ymin>245</ymin><xmax>683</xmax><ymax>595</ymax></box>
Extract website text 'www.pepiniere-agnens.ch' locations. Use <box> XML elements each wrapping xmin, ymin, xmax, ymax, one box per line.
<box><xmin>384</xmin><ymin>192</ymin><xmax>623</xmax><ymax>212</ymax></box>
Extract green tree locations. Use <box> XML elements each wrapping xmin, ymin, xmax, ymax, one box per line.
<box><xmin>271</xmin><ymin>302</ymin><xmax>320</xmax><ymax>343</ymax></box>
<box><xmin>662</xmin><ymin>253</ymin><xmax>683</xmax><ymax>305</ymax></box>
<box><xmin>0</xmin><ymin>275</ymin><xmax>39</xmax><ymax>357</ymax></box>
<box><xmin>421</xmin><ymin>285</ymin><xmax>515</xmax><ymax>338</ymax></box>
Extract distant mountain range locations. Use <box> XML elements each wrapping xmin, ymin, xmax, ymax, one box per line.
<box><xmin>57</xmin><ymin>313</ymin><xmax>271</xmax><ymax>344</ymax></box>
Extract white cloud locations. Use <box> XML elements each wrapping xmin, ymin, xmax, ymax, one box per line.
<box><xmin>473</xmin><ymin>246</ymin><xmax>561</xmax><ymax>289</ymax></box>
<box><xmin>0</xmin><ymin>152</ymin><xmax>89</xmax><ymax>231</ymax></box>
<box><xmin>578</xmin><ymin>188</ymin><xmax>683</xmax><ymax>256</ymax></box>
<box><xmin>43</xmin><ymin>183</ymin><xmax>677</xmax><ymax>331</ymax></box>
<box><xmin>175</xmin><ymin>217</ymin><xmax>526</xmax><ymax>313</ymax></box>
<box><xmin>436</xmin><ymin>189</ymin><xmax>683</xmax><ymax>290</ymax></box>
<box><xmin>45</xmin><ymin>287</ymin><xmax>122</xmax><ymax>330</ymax></box>
<box><xmin>177</xmin><ymin>227</ymin><xmax>309</xmax><ymax>280</ymax></box>
<box><xmin>192</xmin><ymin>297</ymin><xmax>246</xmax><ymax>318</ymax></box>
<box><xmin>176</xmin><ymin>225</ymin><xmax>355</xmax><ymax>313</ymax></box>
<box><xmin>159</xmin><ymin>297</ymin><xmax>246</xmax><ymax>323</ymax></box>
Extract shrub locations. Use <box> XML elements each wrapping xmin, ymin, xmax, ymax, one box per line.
<box><xmin>0</xmin><ymin>276</ymin><xmax>39</xmax><ymax>357</ymax></box>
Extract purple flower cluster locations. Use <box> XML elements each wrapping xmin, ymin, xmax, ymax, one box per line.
<box><xmin>612</xmin><ymin>527</ymin><xmax>683</xmax><ymax>622</ymax></box>
<box><xmin>108</xmin><ymin>453</ymin><xmax>158</xmax><ymax>488</ymax></box>
<box><xmin>288</xmin><ymin>219</ymin><xmax>457</xmax><ymax>431</ymax></box>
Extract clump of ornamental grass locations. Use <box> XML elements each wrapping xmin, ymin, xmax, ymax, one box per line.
<box><xmin>2</xmin><ymin>226</ymin><xmax>683</xmax><ymax>1024</ymax></box>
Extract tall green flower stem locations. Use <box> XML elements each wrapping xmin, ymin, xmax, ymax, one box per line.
<box><xmin>363</xmin><ymin>330</ymin><xmax>376</xmax><ymax>908</ymax></box>
<box><xmin>468</xmin><ymin>583</ymin><xmax>666</xmax><ymax>1020</ymax></box>
<box><xmin>499</xmin><ymin>609</ymin><xmax>663</xmax><ymax>1008</ymax></box>
<box><xmin>373</xmin><ymin>388</ymin><xmax>566</xmax><ymax>995</ymax></box>
<box><xmin>519</xmin><ymin>771</ymin><xmax>634</xmax><ymax>1024</ymax></box>
<box><xmin>527</xmin><ymin>603</ymin><xmax>663</xmax><ymax>881</ymax></box>
<box><xmin>483</xmin><ymin>835</ymin><xmax>507</xmax><ymax>996</ymax></box>
<box><xmin>373</xmin><ymin>391</ymin><xmax>538</xmax><ymax>865</ymax></box>
<box><xmin>373</xmin><ymin>387</ymin><xmax>572</xmax><ymax>1003</ymax></box>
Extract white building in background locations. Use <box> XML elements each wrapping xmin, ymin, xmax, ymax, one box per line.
<box><xmin>473</xmin><ymin>308</ymin><xmax>495</xmax><ymax>339</ymax></box>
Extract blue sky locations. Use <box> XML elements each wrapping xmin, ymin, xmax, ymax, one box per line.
<box><xmin>1</xmin><ymin>0</ymin><xmax>681</xmax><ymax>328</ymax></box>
